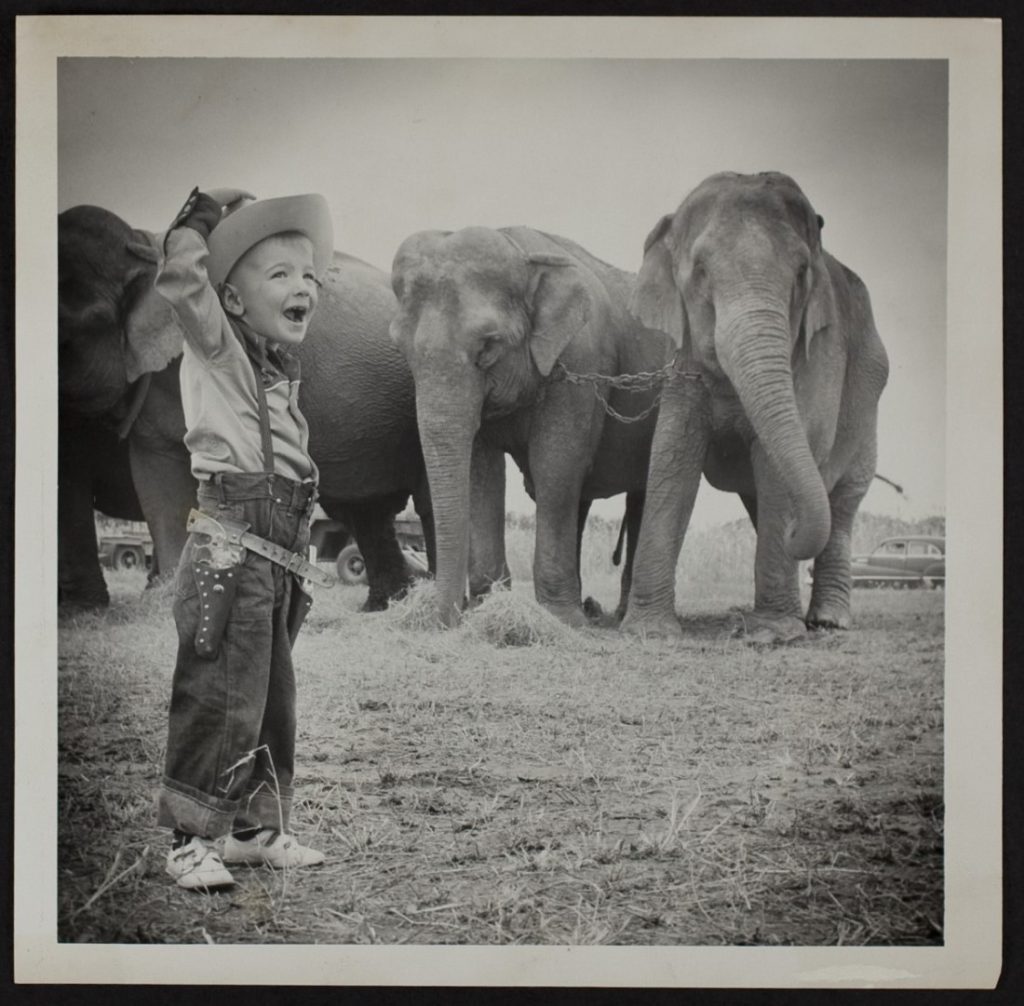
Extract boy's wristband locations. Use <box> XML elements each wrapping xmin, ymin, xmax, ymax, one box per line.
<box><xmin>169</xmin><ymin>187</ymin><xmax>223</xmax><ymax>240</ymax></box>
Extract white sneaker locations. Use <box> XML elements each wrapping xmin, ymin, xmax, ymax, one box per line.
<box><xmin>221</xmin><ymin>828</ymin><xmax>325</xmax><ymax>868</ymax></box>
<box><xmin>166</xmin><ymin>836</ymin><xmax>235</xmax><ymax>890</ymax></box>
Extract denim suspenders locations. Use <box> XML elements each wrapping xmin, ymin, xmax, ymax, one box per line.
<box><xmin>230</xmin><ymin>318</ymin><xmax>280</xmax><ymax>479</ymax></box>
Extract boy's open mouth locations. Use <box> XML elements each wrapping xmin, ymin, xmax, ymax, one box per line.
<box><xmin>283</xmin><ymin>306</ymin><xmax>308</xmax><ymax>323</ymax></box>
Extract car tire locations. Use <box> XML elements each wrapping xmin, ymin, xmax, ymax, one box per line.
<box><xmin>336</xmin><ymin>543</ymin><xmax>367</xmax><ymax>585</ymax></box>
<box><xmin>113</xmin><ymin>545</ymin><xmax>144</xmax><ymax>570</ymax></box>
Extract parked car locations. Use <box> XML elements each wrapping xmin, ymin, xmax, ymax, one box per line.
<box><xmin>97</xmin><ymin>528</ymin><xmax>153</xmax><ymax>571</ymax></box>
<box><xmin>810</xmin><ymin>535</ymin><xmax>945</xmax><ymax>589</ymax></box>
<box><xmin>308</xmin><ymin>507</ymin><xmax>429</xmax><ymax>585</ymax></box>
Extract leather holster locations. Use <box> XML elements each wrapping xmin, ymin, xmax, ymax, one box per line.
<box><xmin>192</xmin><ymin>560</ymin><xmax>241</xmax><ymax>660</ymax></box>
<box><xmin>286</xmin><ymin>576</ymin><xmax>314</xmax><ymax>647</ymax></box>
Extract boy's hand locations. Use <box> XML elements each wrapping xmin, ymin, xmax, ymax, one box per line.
<box><xmin>170</xmin><ymin>187</ymin><xmax>256</xmax><ymax>240</ymax></box>
<box><xmin>205</xmin><ymin>188</ymin><xmax>256</xmax><ymax>214</ymax></box>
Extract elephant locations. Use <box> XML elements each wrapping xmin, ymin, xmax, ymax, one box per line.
<box><xmin>58</xmin><ymin>203</ymin><xmax>434</xmax><ymax>610</ymax></box>
<box><xmin>620</xmin><ymin>171</ymin><xmax>890</xmax><ymax>642</ymax></box>
<box><xmin>389</xmin><ymin>225</ymin><xmax>674</xmax><ymax>627</ymax></box>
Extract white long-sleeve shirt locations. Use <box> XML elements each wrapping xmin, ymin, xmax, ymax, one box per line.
<box><xmin>155</xmin><ymin>227</ymin><xmax>317</xmax><ymax>484</ymax></box>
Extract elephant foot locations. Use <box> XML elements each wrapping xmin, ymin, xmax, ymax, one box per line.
<box><xmin>470</xmin><ymin>577</ymin><xmax>511</xmax><ymax>599</ymax></box>
<box><xmin>543</xmin><ymin>602</ymin><xmax>589</xmax><ymax>629</ymax></box>
<box><xmin>361</xmin><ymin>591</ymin><xmax>391</xmax><ymax>613</ymax></box>
<box><xmin>734</xmin><ymin>610</ymin><xmax>807</xmax><ymax>645</ymax></box>
<box><xmin>361</xmin><ymin>575</ymin><xmax>420</xmax><ymax>613</ymax></box>
<box><xmin>468</xmin><ymin>582</ymin><xmax>509</xmax><ymax>612</ymax></box>
<box><xmin>620</xmin><ymin>609</ymin><xmax>683</xmax><ymax>640</ymax></box>
<box><xmin>806</xmin><ymin>602</ymin><xmax>851</xmax><ymax>631</ymax></box>
<box><xmin>582</xmin><ymin>596</ymin><xmax>621</xmax><ymax>629</ymax></box>
<box><xmin>145</xmin><ymin>570</ymin><xmax>169</xmax><ymax>589</ymax></box>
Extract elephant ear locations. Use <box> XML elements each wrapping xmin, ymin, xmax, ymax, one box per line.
<box><xmin>629</xmin><ymin>214</ymin><xmax>686</xmax><ymax>349</ymax></box>
<box><xmin>123</xmin><ymin>229</ymin><xmax>185</xmax><ymax>382</ymax></box>
<box><xmin>525</xmin><ymin>254</ymin><xmax>589</xmax><ymax>377</ymax></box>
<box><xmin>800</xmin><ymin>254</ymin><xmax>838</xmax><ymax>361</ymax></box>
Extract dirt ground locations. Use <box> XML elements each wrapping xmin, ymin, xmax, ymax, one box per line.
<box><xmin>57</xmin><ymin>569</ymin><xmax>943</xmax><ymax>946</ymax></box>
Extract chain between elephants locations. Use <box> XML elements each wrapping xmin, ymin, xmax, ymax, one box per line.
<box><xmin>550</xmin><ymin>358</ymin><xmax>701</xmax><ymax>425</ymax></box>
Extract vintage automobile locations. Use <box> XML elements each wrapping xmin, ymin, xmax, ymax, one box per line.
<box><xmin>97</xmin><ymin>522</ymin><xmax>154</xmax><ymax>571</ymax></box>
<box><xmin>810</xmin><ymin>535</ymin><xmax>945</xmax><ymax>589</ymax></box>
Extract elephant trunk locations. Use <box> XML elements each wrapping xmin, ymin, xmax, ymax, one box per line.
<box><xmin>414</xmin><ymin>357</ymin><xmax>485</xmax><ymax>626</ymax></box>
<box><xmin>717</xmin><ymin>305</ymin><xmax>831</xmax><ymax>560</ymax></box>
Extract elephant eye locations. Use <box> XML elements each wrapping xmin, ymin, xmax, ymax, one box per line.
<box><xmin>476</xmin><ymin>333</ymin><xmax>503</xmax><ymax>369</ymax></box>
<box><xmin>687</xmin><ymin>261</ymin><xmax>707</xmax><ymax>293</ymax></box>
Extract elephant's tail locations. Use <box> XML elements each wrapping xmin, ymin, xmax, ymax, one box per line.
<box><xmin>612</xmin><ymin>514</ymin><xmax>627</xmax><ymax>567</ymax></box>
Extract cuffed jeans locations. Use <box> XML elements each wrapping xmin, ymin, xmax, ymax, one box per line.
<box><xmin>157</xmin><ymin>472</ymin><xmax>315</xmax><ymax>838</ymax></box>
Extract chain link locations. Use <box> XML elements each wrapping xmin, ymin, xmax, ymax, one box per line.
<box><xmin>551</xmin><ymin>359</ymin><xmax>702</xmax><ymax>424</ymax></box>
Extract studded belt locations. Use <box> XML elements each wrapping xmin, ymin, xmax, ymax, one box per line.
<box><xmin>187</xmin><ymin>509</ymin><xmax>336</xmax><ymax>588</ymax></box>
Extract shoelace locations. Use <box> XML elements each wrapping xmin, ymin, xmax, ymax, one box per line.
<box><xmin>173</xmin><ymin>842</ymin><xmax>221</xmax><ymax>864</ymax></box>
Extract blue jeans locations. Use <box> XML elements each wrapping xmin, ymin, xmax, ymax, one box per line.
<box><xmin>157</xmin><ymin>472</ymin><xmax>315</xmax><ymax>838</ymax></box>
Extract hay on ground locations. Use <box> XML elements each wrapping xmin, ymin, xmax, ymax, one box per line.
<box><xmin>462</xmin><ymin>589</ymin><xmax>576</xmax><ymax>648</ymax></box>
<box><xmin>385</xmin><ymin>580</ymin><xmax>581</xmax><ymax>647</ymax></box>
<box><xmin>383</xmin><ymin>579</ymin><xmax>447</xmax><ymax>630</ymax></box>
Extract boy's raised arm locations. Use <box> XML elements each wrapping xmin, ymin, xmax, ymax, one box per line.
<box><xmin>155</xmin><ymin>189</ymin><xmax>252</xmax><ymax>359</ymax></box>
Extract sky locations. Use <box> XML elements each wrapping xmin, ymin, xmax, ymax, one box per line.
<box><xmin>58</xmin><ymin>57</ymin><xmax>948</xmax><ymax>526</ymax></box>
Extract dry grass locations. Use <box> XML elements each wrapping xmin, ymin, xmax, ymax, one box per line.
<box><xmin>56</xmin><ymin>522</ymin><xmax>944</xmax><ymax>945</ymax></box>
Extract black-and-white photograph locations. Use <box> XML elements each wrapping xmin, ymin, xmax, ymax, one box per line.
<box><xmin>15</xmin><ymin>14</ymin><xmax>1000</xmax><ymax>989</ymax></box>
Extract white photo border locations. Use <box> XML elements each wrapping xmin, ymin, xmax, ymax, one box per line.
<box><xmin>15</xmin><ymin>14</ymin><xmax>1002</xmax><ymax>988</ymax></box>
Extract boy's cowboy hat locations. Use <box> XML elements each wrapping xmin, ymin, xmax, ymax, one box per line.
<box><xmin>207</xmin><ymin>192</ymin><xmax>334</xmax><ymax>287</ymax></box>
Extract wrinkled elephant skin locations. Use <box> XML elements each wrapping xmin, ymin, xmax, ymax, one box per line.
<box><xmin>623</xmin><ymin>172</ymin><xmax>889</xmax><ymax>642</ymax></box>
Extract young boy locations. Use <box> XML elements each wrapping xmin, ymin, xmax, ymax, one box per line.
<box><xmin>155</xmin><ymin>187</ymin><xmax>335</xmax><ymax>890</ymax></box>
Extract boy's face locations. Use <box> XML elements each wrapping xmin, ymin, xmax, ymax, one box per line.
<box><xmin>222</xmin><ymin>234</ymin><xmax>319</xmax><ymax>345</ymax></box>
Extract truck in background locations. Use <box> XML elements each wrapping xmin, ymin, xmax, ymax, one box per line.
<box><xmin>309</xmin><ymin>506</ymin><xmax>429</xmax><ymax>585</ymax></box>
<box><xmin>96</xmin><ymin>520</ymin><xmax>154</xmax><ymax>571</ymax></box>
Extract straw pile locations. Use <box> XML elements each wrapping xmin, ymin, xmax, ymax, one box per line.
<box><xmin>384</xmin><ymin>581</ymin><xmax>576</xmax><ymax>647</ymax></box>
<box><xmin>462</xmin><ymin>589</ymin><xmax>576</xmax><ymax>648</ymax></box>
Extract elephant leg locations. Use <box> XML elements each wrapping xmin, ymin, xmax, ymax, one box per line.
<box><xmin>533</xmin><ymin>483</ymin><xmax>587</xmax><ymax>626</ymax></box>
<box><xmin>468</xmin><ymin>436</ymin><xmax>510</xmax><ymax>601</ymax></box>
<box><xmin>575</xmin><ymin>498</ymin><xmax>591</xmax><ymax>595</ymax></box>
<box><xmin>621</xmin><ymin>377</ymin><xmax>710</xmax><ymax>638</ymax></box>
<box><xmin>740</xmin><ymin>493</ymin><xmax>758</xmax><ymax>531</ymax></box>
<box><xmin>59</xmin><ymin>423</ymin><xmax>110</xmax><ymax>609</ymax></box>
<box><xmin>807</xmin><ymin>453</ymin><xmax>875</xmax><ymax>630</ymax></box>
<box><xmin>412</xmin><ymin>473</ymin><xmax>436</xmax><ymax>576</ymax></box>
<box><xmin>746</xmin><ymin>444</ymin><xmax>807</xmax><ymax>643</ymax></box>
<box><xmin>59</xmin><ymin>476</ymin><xmax>109</xmax><ymax>609</ymax></box>
<box><xmin>614</xmin><ymin>491</ymin><xmax>645</xmax><ymax>623</ymax></box>
<box><xmin>577</xmin><ymin>499</ymin><xmax>606</xmax><ymax>623</ymax></box>
<box><xmin>129</xmin><ymin>439</ymin><xmax>195</xmax><ymax>589</ymax></box>
<box><xmin>346</xmin><ymin>498</ymin><xmax>412</xmax><ymax>611</ymax></box>
<box><xmin>529</xmin><ymin>413</ymin><xmax>593</xmax><ymax>628</ymax></box>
